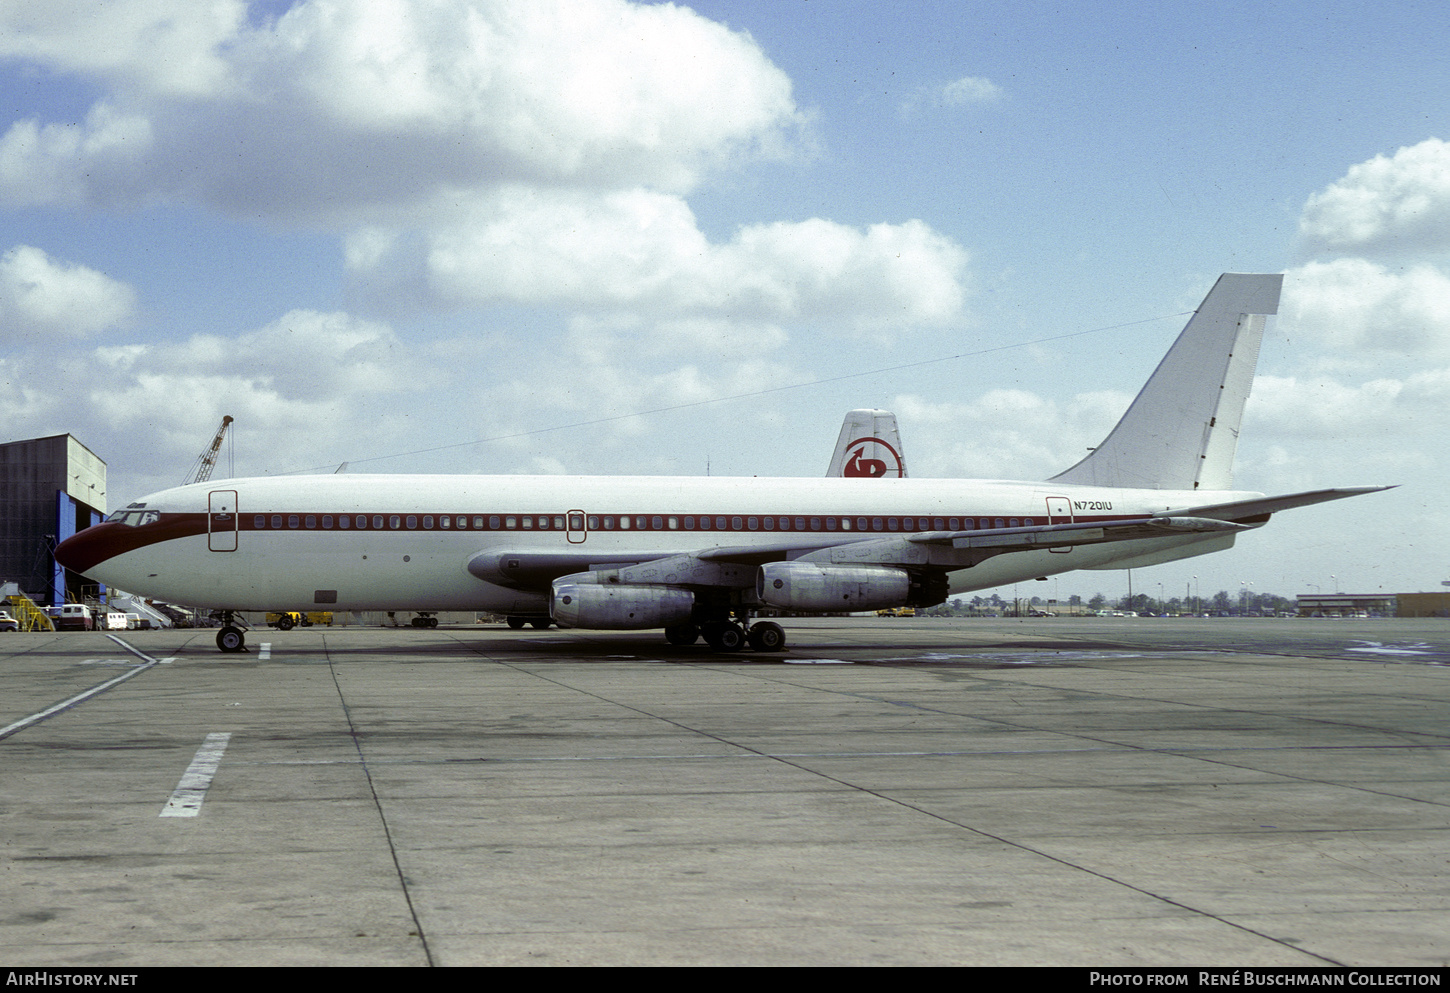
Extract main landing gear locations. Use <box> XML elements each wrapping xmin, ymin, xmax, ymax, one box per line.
<box><xmin>664</xmin><ymin>617</ymin><xmax>786</xmax><ymax>653</ymax></box>
<box><xmin>215</xmin><ymin>611</ymin><xmax>248</xmax><ymax>653</ymax></box>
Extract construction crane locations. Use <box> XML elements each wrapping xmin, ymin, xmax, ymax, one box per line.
<box><xmin>184</xmin><ymin>415</ymin><xmax>234</xmax><ymax>486</ymax></box>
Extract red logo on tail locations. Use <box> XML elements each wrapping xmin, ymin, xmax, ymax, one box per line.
<box><xmin>843</xmin><ymin>437</ymin><xmax>904</xmax><ymax>478</ymax></box>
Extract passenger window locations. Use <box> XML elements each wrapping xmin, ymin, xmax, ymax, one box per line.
<box><xmin>272</xmin><ymin>515</ymin><xmax>282</xmax><ymax>528</ymax></box>
<box><xmin>305</xmin><ymin>515</ymin><xmax>316</xmax><ymax>528</ymax></box>
<box><xmin>254</xmin><ymin>515</ymin><xmax>265</xmax><ymax>528</ymax></box>
<box><xmin>340</xmin><ymin>516</ymin><xmax>351</xmax><ymax>529</ymax></box>
<box><xmin>323</xmin><ymin>516</ymin><xmax>333</xmax><ymax>529</ymax></box>
<box><xmin>652</xmin><ymin>516</ymin><xmax>664</xmax><ymax>529</ymax></box>
<box><xmin>289</xmin><ymin>515</ymin><xmax>300</xmax><ymax>528</ymax></box>
<box><xmin>505</xmin><ymin>516</ymin><xmax>517</xmax><ymax>529</ymax></box>
<box><xmin>441</xmin><ymin>516</ymin><xmax>450</xmax><ymax>529</ymax></box>
<box><xmin>423</xmin><ymin>516</ymin><xmax>433</xmax><ymax>529</ymax></box>
<box><xmin>406</xmin><ymin>515</ymin><xmax>416</xmax><ymax>528</ymax></box>
<box><xmin>1010</xmin><ymin>519</ymin><xmax>1020</xmax><ymax>528</ymax></box>
<box><xmin>374</xmin><ymin>516</ymin><xmax>384</xmax><ymax>529</ymax></box>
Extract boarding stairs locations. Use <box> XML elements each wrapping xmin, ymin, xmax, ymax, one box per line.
<box><xmin>3</xmin><ymin>591</ymin><xmax>55</xmax><ymax>632</ymax></box>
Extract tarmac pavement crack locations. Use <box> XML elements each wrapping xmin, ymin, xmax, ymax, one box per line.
<box><xmin>322</xmin><ymin>633</ymin><xmax>436</xmax><ymax>967</ymax></box>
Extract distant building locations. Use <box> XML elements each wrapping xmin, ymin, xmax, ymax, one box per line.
<box><xmin>0</xmin><ymin>435</ymin><xmax>107</xmax><ymax>606</ymax></box>
<box><xmin>1393</xmin><ymin>592</ymin><xmax>1450</xmax><ymax>618</ymax></box>
<box><xmin>1294</xmin><ymin>593</ymin><xmax>1396</xmax><ymax>617</ymax></box>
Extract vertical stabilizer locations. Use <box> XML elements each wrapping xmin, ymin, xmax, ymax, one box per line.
<box><xmin>1049</xmin><ymin>273</ymin><xmax>1282</xmax><ymax>490</ymax></box>
<box><xmin>827</xmin><ymin>409</ymin><xmax>908</xmax><ymax>478</ymax></box>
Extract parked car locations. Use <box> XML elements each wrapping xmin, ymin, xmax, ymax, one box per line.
<box><xmin>0</xmin><ymin>611</ymin><xmax>19</xmax><ymax>632</ymax></box>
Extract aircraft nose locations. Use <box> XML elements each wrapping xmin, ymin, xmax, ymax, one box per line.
<box><xmin>54</xmin><ymin>523</ymin><xmax>124</xmax><ymax>575</ymax></box>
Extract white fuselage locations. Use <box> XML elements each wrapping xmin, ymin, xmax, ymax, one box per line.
<box><xmin>74</xmin><ymin>473</ymin><xmax>1256</xmax><ymax>613</ymax></box>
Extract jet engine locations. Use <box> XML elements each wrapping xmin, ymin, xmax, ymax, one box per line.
<box><xmin>550</xmin><ymin>581</ymin><xmax>695</xmax><ymax>629</ymax></box>
<box><xmin>756</xmin><ymin>562</ymin><xmax>913</xmax><ymax>612</ymax></box>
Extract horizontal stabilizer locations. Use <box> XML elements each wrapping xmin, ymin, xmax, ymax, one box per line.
<box><xmin>1162</xmin><ymin>485</ymin><xmax>1396</xmax><ymax>524</ymax></box>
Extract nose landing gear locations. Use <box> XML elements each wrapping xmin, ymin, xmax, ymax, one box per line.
<box><xmin>214</xmin><ymin>611</ymin><xmax>248</xmax><ymax>653</ymax></box>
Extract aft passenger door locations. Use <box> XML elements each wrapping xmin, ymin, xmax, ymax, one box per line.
<box><xmin>1046</xmin><ymin>496</ymin><xmax>1072</xmax><ymax>554</ymax></box>
<box><xmin>209</xmin><ymin>490</ymin><xmax>238</xmax><ymax>552</ymax></box>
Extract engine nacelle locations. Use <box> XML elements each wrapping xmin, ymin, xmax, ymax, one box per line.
<box><xmin>550</xmin><ymin>582</ymin><xmax>695</xmax><ymax>629</ymax></box>
<box><xmin>756</xmin><ymin>562</ymin><xmax>912</xmax><ymax>612</ymax></box>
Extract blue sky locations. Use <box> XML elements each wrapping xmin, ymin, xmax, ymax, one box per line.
<box><xmin>3</xmin><ymin>0</ymin><xmax>1449</xmax><ymax>604</ymax></box>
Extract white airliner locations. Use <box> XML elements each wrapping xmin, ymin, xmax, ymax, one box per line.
<box><xmin>57</xmin><ymin>273</ymin><xmax>1388</xmax><ymax>653</ymax></box>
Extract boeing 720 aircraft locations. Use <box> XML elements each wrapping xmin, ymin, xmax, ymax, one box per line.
<box><xmin>56</xmin><ymin>273</ymin><xmax>1388</xmax><ymax>653</ymax></box>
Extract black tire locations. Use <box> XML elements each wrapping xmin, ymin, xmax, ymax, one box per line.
<box><xmin>507</xmin><ymin>616</ymin><xmax>527</xmax><ymax>630</ymax></box>
<box><xmin>217</xmin><ymin>626</ymin><xmax>245</xmax><ymax>653</ymax></box>
<box><xmin>276</xmin><ymin>615</ymin><xmax>294</xmax><ymax>631</ymax></box>
<box><xmin>664</xmin><ymin>623</ymin><xmax>699</xmax><ymax>646</ymax></box>
<box><xmin>704</xmin><ymin>624</ymin><xmax>745</xmax><ymax>652</ymax></box>
<box><xmin>747</xmin><ymin>622</ymin><xmax>786</xmax><ymax>652</ymax></box>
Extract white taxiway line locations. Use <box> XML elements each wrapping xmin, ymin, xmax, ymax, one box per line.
<box><xmin>0</xmin><ymin>635</ymin><xmax>169</xmax><ymax>741</ymax></box>
<box><xmin>160</xmin><ymin>732</ymin><xmax>233</xmax><ymax>818</ymax></box>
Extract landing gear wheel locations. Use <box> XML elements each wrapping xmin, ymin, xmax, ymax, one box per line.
<box><xmin>747</xmin><ymin>621</ymin><xmax>786</xmax><ymax>652</ymax></box>
<box><xmin>217</xmin><ymin>626</ymin><xmax>246</xmax><ymax>653</ymax></box>
<box><xmin>507</xmin><ymin>616</ymin><xmax>527</xmax><ymax>630</ymax></box>
<box><xmin>703</xmin><ymin>623</ymin><xmax>745</xmax><ymax>652</ymax></box>
<box><xmin>664</xmin><ymin>623</ymin><xmax>700</xmax><ymax>646</ymax></box>
<box><xmin>530</xmin><ymin>618</ymin><xmax>551</xmax><ymax>629</ymax></box>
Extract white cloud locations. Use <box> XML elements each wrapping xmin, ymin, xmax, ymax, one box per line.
<box><xmin>357</xmin><ymin>187</ymin><xmax>969</xmax><ymax>331</ymax></box>
<box><xmin>0</xmin><ymin>0</ymin><xmax>247</xmax><ymax>97</ymax></box>
<box><xmin>0</xmin><ymin>245</ymin><xmax>137</xmax><ymax>343</ymax></box>
<box><xmin>1281</xmin><ymin>259</ymin><xmax>1450</xmax><ymax>357</ymax></box>
<box><xmin>0</xmin><ymin>104</ymin><xmax>154</xmax><ymax>209</ymax></box>
<box><xmin>1248</xmin><ymin>366</ymin><xmax>1450</xmax><ymax>440</ymax></box>
<box><xmin>901</xmin><ymin>75</ymin><xmax>1003</xmax><ymax>116</ymax></box>
<box><xmin>941</xmin><ymin>76</ymin><xmax>1004</xmax><ymax>106</ymax></box>
<box><xmin>1299</xmin><ymin>138</ymin><xmax>1450</xmax><ymax>256</ymax></box>
<box><xmin>0</xmin><ymin>0</ymin><xmax>804</xmax><ymax>215</ymax></box>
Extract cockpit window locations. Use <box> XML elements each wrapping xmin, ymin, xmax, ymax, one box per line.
<box><xmin>106</xmin><ymin>510</ymin><xmax>160</xmax><ymax>527</ymax></box>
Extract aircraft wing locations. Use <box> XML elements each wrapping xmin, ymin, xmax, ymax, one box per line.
<box><xmin>470</xmin><ymin>516</ymin><xmax>1250</xmax><ymax>594</ymax></box>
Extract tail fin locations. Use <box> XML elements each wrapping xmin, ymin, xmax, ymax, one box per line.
<box><xmin>1049</xmin><ymin>273</ymin><xmax>1282</xmax><ymax>490</ymax></box>
<box><xmin>827</xmin><ymin>409</ymin><xmax>908</xmax><ymax>478</ymax></box>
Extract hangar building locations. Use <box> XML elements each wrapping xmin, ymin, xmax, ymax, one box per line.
<box><xmin>0</xmin><ymin>434</ymin><xmax>108</xmax><ymax>606</ymax></box>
